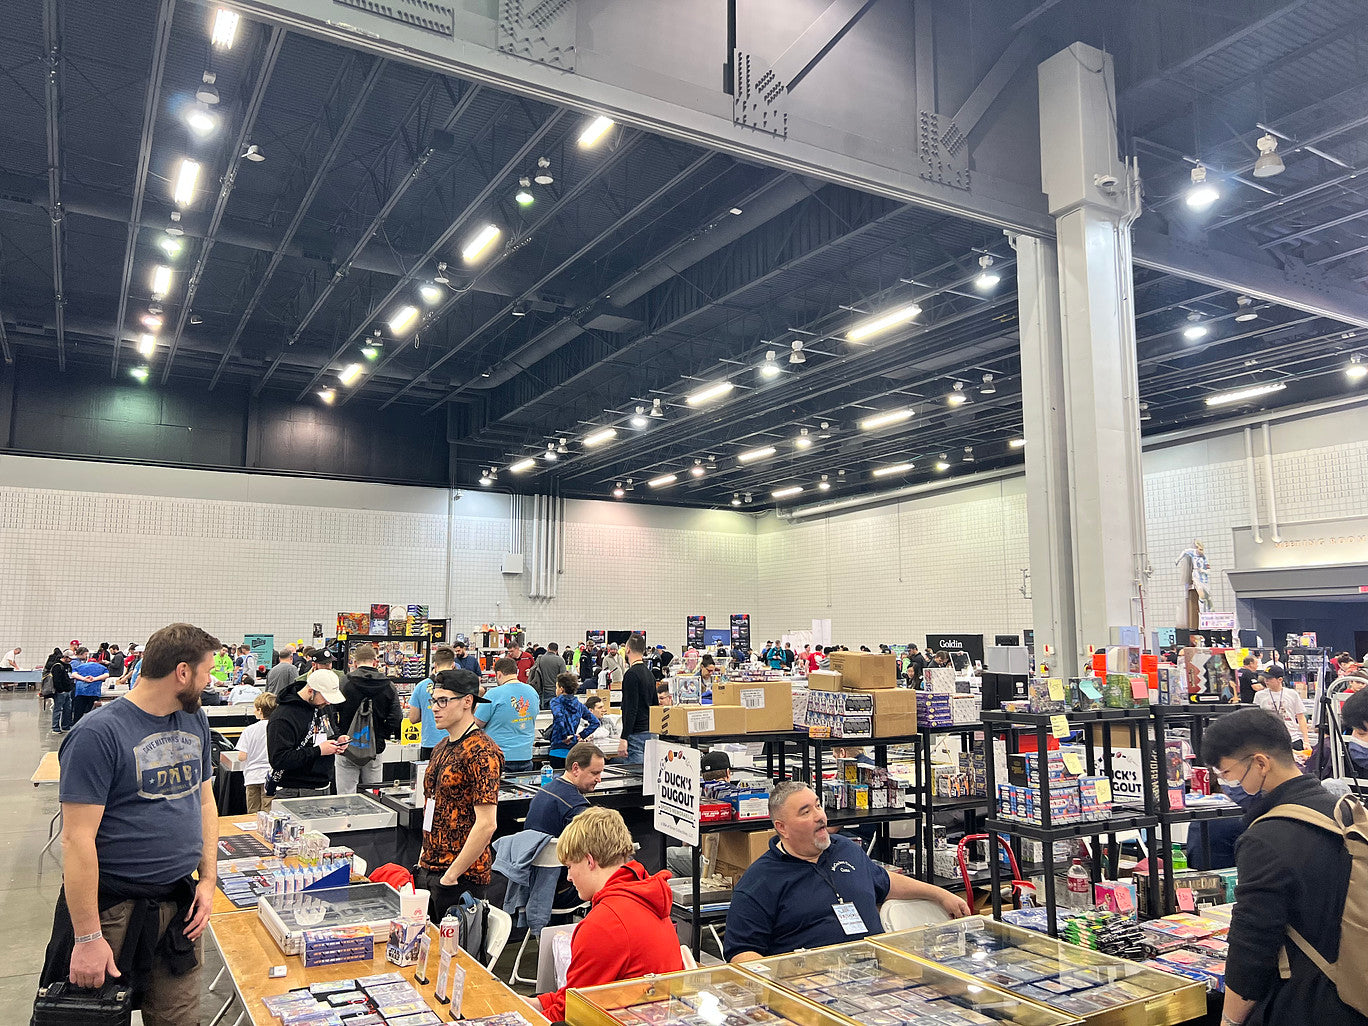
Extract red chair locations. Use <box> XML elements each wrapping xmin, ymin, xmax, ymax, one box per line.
<box><xmin>956</xmin><ymin>833</ymin><xmax>1036</xmax><ymax>910</ymax></box>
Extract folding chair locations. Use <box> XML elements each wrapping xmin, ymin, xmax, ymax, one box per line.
<box><xmin>508</xmin><ymin>844</ymin><xmax>588</xmax><ymax>986</ymax></box>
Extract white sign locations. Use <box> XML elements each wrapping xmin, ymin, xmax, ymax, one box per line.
<box><xmin>1091</xmin><ymin>747</ymin><xmax>1146</xmax><ymax>807</ymax></box>
<box><xmin>653</xmin><ymin>743</ymin><xmax>702</xmax><ymax>845</ymax></box>
<box><xmin>1199</xmin><ymin>612</ymin><xmax>1236</xmax><ymax>630</ymax></box>
<box><xmin>740</xmin><ymin>687</ymin><xmax>766</xmax><ymax>709</ymax></box>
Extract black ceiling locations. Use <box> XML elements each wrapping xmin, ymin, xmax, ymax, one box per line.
<box><xmin>1</xmin><ymin>0</ymin><xmax>1366</xmax><ymax>509</ymax></box>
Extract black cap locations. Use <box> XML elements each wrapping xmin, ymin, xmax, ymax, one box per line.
<box><xmin>314</xmin><ymin>648</ymin><xmax>336</xmax><ymax>664</ymax></box>
<box><xmin>1264</xmin><ymin>664</ymin><xmax>1286</xmax><ymax>679</ymax></box>
<box><xmin>701</xmin><ymin>751</ymin><xmax>731</xmax><ymax>774</ymax></box>
<box><xmin>433</xmin><ymin>668</ymin><xmax>490</xmax><ymax>703</ymax></box>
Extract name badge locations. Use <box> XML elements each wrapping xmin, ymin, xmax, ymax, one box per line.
<box><xmin>312</xmin><ymin>731</ymin><xmax>328</xmax><ymax>748</ymax></box>
<box><xmin>833</xmin><ymin>902</ymin><xmax>866</xmax><ymax>935</ymax></box>
<box><xmin>423</xmin><ymin>798</ymin><xmax>436</xmax><ymax>833</ymax></box>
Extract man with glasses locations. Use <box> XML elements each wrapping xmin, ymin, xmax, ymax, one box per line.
<box><xmin>1202</xmin><ymin>707</ymin><xmax>1362</xmax><ymax>1026</ymax></box>
<box><xmin>415</xmin><ymin>669</ymin><xmax>503</xmax><ymax>921</ymax></box>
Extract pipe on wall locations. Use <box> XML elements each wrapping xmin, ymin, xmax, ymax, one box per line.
<box><xmin>1261</xmin><ymin>421</ymin><xmax>1282</xmax><ymax>543</ymax></box>
<box><xmin>1243</xmin><ymin>427</ymin><xmax>1264</xmax><ymax>544</ymax></box>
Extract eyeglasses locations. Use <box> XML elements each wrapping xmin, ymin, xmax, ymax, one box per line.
<box><xmin>431</xmin><ymin>694</ymin><xmax>469</xmax><ymax>709</ymax></box>
<box><xmin>1215</xmin><ymin>755</ymin><xmax>1254</xmax><ymax>789</ymax></box>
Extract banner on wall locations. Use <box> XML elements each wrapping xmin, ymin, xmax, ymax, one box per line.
<box><xmin>245</xmin><ymin>634</ymin><xmax>273</xmax><ymax>671</ymax></box>
<box><xmin>586</xmin><ymin>629</ymin><xmax>606</xmax><ymax>645</ymax></box>
<box><xmin>686</xmin><ymin>616</ymin><xmax>706</xmax><ymax>649</ymax></box>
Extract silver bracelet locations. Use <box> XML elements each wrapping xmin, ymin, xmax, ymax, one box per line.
<box><xmin>73</xmin><ymin>931</ymin><xmax>102</xmax><ymax>945</ymax></box>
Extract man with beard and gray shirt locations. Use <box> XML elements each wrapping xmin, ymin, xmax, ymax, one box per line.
<box><xmin>266</xmin><ymin>646</ymin><xmax>299</xmax><ymax>696</ymax></box>
<box><xmin>529</xmin><ymin>642</ymin><xmax>567</xmax><ymax>709</ymax></box>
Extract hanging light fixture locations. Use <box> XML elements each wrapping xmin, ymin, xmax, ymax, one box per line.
<box><xmin>974</xmin><ymin>254</ymin><xmax>1001</xmax><ymax>291</ymax></box>
<box><xmin>557</xmin><ymin>438</ymin><xmax>568</xmax><ymax>454</ymax></box>
<box><xmin>789</xmin><ymin>339</ymin><xmax>806</xmax><ymax>365</ymax></box>
<box><xmin>649</xmin><ymin>398</ymin><xmax>664</xmax><ymax>418</ymax></box>
<box><xmin>1186</xmin><ymin>163</ymin><xmax>1219</xmax><ymax>210</ymax></box>
<box><xmin>760</xmin><ymin>350</ymin><xmax>780</xmax><ymax>378</ymax></box>
<box><xmin>962</xmin><ymin>446</ymin><xmax>974</xmax><ymax>462</ymax></box>
<box><xmin>613</xmin><ymin>483</ymin><xmax>625</xmax><ymax>499</ymax></box>
<box><xmin>980</xmin><ymin>373</ymin><xmax>996</xmax><ymax>395</ymax></box>
<box><xmin>817</xmin><ymin>474</ymin><xmax>830</xmax><ymax>491</ymax></box>
<box><xmin>630</xmin><ymin>406</ymin><xmax>648</xmax><ymax>429</ymax></box>
<box><xmin>240</xmin><ymin>143</ymin><xmax>266</xmax><ymax>162</ymax></box>
<box><xmin>1252</xmin><ymin>133</ymin><xmax>1285</xmax><ymax>178</ymax></box>
<box><xmin>533</xmin><ymin>156</ymin><xmax>554</xmax><ymax>185</ymax></box>
<box><xmin>947</xmin><ymin>381</ymin><xmax>968</xmax><ymax>406</ymax></box>
<box><xmin>433</xmin><ymin>262</ymin><xmax>450</xmax><ymax>285</ymax></box>
<box><xmin>515</xmin><ymin>178</ymin><xmax>534</xmax><ymax>206</ymax></box>
<box><xmin>164</xmin><ymin>211</ymin><xmax>184</xmax><ymax>237</ymax></box>
<box><xmin>195</xmin><ymin>71</ymin><xmax>220</xmax><ymax>105</ymax></box>
<box><xmin>1346</xmin><ymin>355</ymin><xmax>1367</xmax><ymax>382</ymax></box>
<box><xmin>1182</xmin><ymin>312</ymin><xmax>1208</xmax><ymax>341</ymax></box>
<box><xmin>1234</xmin><ymin>296</ymin><xmax>1258</xmax><ymax>323</ymax></box>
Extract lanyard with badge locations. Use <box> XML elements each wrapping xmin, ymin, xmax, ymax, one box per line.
<box><xmin>423</xmin><ymin>724</ymin><xmax>477</xmax><ymax>834</ymax></box>
<box><xmin>780</xmin><ymin>841</ymin><xmax>868</xmax><ymax>935</ymax></box>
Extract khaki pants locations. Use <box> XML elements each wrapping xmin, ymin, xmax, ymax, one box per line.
<box><xmin>99</xmin><ymin>898</ymin><xmax>203</xmax><ymax>1026</ymax></box>
<box><xmin>244</xmin><ymin>784</ymin><xmax>271</xmax><ymax>813</ymax></box>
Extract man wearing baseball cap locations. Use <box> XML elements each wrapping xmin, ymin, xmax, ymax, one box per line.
<box><xmin>416</xmin><ymin>669</ymin><xmax>503</xmax><ymax>921</ymax></box>
<box><xmin>267</xmin><ymin>668</ymin><xmax>349</xmax><ymax>797</ymax></box>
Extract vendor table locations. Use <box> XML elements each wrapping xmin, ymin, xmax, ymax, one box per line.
<box><xmin>32</xmin><ymin>752</ymin><xmax>62</xmax><ymax>877</ymax></box>
<box><xmin>0</xmin><ymin>669</ymin><xmax>42</xmax><ymax>690</ymax></box>
<box><xmin>208</xmin><ymin>908</ymin><xmax>548</xmax><ymax>1026</ymax></box>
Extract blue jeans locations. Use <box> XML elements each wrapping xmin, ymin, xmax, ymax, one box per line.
<box><xmin>625</xmin><ymin>732</ymin><xmax>654</xmax><ymax>766</ymax></box>
<box><xmin>51</xmin><ymin>691</ymin><xmax>72</xmax><ymax>731</ymax></box>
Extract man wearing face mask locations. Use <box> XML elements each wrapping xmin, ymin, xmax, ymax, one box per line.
<box><xmin>723</xmin><ymin>781</ymin><xmax>970</xmax><ymax>962</ymax></box>
<box><xmin>267</xmin><ymin>668</ymin><xmax>349</xmax><ymax>797</ymax></box>
<box><xmin>1202</xmin><ymin>707</ymin><xmax>1365</xmax><ymax>1026</ymax></box>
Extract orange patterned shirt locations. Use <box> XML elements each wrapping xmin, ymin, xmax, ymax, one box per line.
<box><xmin>418</xmin><ymin>727</ymin><xmax>503</xmax><ymax>880</ymax></box>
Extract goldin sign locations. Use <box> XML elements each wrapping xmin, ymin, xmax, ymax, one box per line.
<box><xmin>925</xmin><ymin>633</ymin><xmax>985</xmax><ymax>667</ymax></box>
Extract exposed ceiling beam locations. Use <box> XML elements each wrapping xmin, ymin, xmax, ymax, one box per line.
<box><xmin>109</xmin><ymin>0</ymin><xmax>174</xmax><ymax>378</ymax></box>
<box><xmin>169</xmin><ymin>25</ymin><xmax>286</xmax><ymax>385</ymax></box>
<box><xmin>0</xmin><ymin>311</ymin><xmax>11</xmax><ymax>365</ymax></box>
<box><xmin>41</xmin><ymin>0</ymin><xmax>66</xmax><ymax>372</ymax></box>
<box><xmin>283</xmin><ymin>106</ymin><xmax>569</xmax><ymax>401</ymax></box>
<box><xmin>199</xmin><ymin>53</ymin><xmax>383</xmax><ymax>387</ymax></box>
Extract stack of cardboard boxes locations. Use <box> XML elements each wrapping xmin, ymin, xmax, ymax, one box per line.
<box><xmin>648</xmin><ymin>678</ymin><xmax>797</xmax><ymax>737</ymax></box>
<box><xmin>995</xmin><ymin>751</ymin><xmax>1114</xmax><ymax>826</ymax></box>
<box><xmin>803</xmin><ymin>653</ymin><xmax>917</xmax><ymax>738</ymax></box>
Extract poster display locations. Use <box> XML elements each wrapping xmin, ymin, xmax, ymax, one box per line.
<box><xmin>686</xmin><ymin>615</ymin><xmax>706</xmax><ymax>649</ymax></box>
<box><xmin>586</xmin><ymin>629</ymin><xmax>606</xmax><ymax>645</ymax></box>
<box><xmin>245</xmin><ymin>634</ymin><xmax>273</xmax><ymax>673</ymax></box>
<box><xmin>651</xmin><ymin>743</ymin><xmax>701</xmax><ymax>846</ymax></box>
<box><xmin>730</xmin><ymin>613</ymin><xmax>752</xmax><ymax>653</ymax></box>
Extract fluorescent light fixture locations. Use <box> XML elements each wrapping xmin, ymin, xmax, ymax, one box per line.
<box><xmin>1009</xmin><ymin>437</ymin><xmax>1026</xmax><ymax>448</ymax></box>
<box><xmin>648</xmin><ymin>473</ymin><xmax>678</xmax><ymax>488</ymax></box>
<box><xmin>388</xmin><ymin>305</ymin><xmax>420</xmax><ymax>335</ymax></box>
<box><xmin>158</xmin><ymin>235</ymin><xmax>182</xmax><ymax>258</ymax></box>
<box><xmin>1186</xmin><ymin>163</ymin><xmax>1219</xmax><ymax>211</ymax></box>
<box><xmin>846</xmin><ymin>302</ymin><xmax>921</xmax><ymax>343</ymax></box>
<box><xmin>630</xmin><ymin>406</ymin><xmax>648</xmax><ymax>429</ymax></box>
<box><xmin>462</xmin><ymin>223</ymin><xmax>501</xmax><ymax>263</ymax></box>
<box><xmin>1205</xmin><ymin>382</ymin><xmax>1286</xmax><ymax>407</ymax></box>
<box><xmin>137</xmin><ymin>333</ymin><xmax>156</xmax><ymax>357</ymax></box>
<box><xmin>1347</xmin><ymin>356</ymin><xmax>1367</xmax><ymax>382</ymax></box>
<box><xmin>130</xmin><ymin>366</ymin><xmax>149</xmax><ymax>381</ymax></box>
<box><xmin>771</xmin><ymin>486</ymin><xmax>804</xmax><ymax>499</ymax></box>
<box><xmin>858</xmin><ymin>408</ymin><xmax>913</xmax><ymax>431</ymax></box>
<box><xmin>419</xmin><ymin>283</ymin><xmax>442</xmax><ymax>305</ymax></box>
<box><xmin>141</xmin><ymin>313</ymin><xmax>163</xmax><ymax>330</ymax></box>
<box><xmin>317</xmin><ymin>388</ymin><xmax>335</xmax><ymax>404</ymax></box>
<box><xmin>583</xmin><ymin>426</ymin><xmax>618</xmax><ymax>448</ymax></box>
<box><xmin>729</xmin><ymin>207</ymin><xmax>743</xmax><ymax>216</ymax></box>
<box><xmin>185</xmin><ymin>104</ymin><xmax>218</xmax><ymax>137</ymax></box>
<box><xmin>150</xmin><ymin>265</ymin><xmax>172</xmax><ymax>298</ymax></box>
<box><xmin>508</xmin><ymin>457</ymin><xmax>537</xmax><ymax>473</ymax></box>
<box><xmin>872</xmin><ymin>462</ymin><xmax>914</xmax><ymax>477</ymax></box>
<box><xmin>211</xmin><ymin>8</ymin><xmax>239</xmax><ymax>47</ymax></box>
<box><xmin>578</xmin><ymin>115</ymin><xmax>615</xmax><ymax>147</ymax></box>
<box><xmin>337</xmin><ymin>363</ymin><xmax>364</xmax><ymax>386</ymax></box>
<box><xmin>172</xmin><ymin>158</ymin><xmax>200</xmax><ymax>207</ymax></box>
<box><xmin>737</xmin><ymin>445</ymin><xmax>776</xmax><ymax>464</ymax></box>
<box><xmin>686</xmin><ymin>380</ymin><xmax>734</xmax><ymax>406</ymax></box>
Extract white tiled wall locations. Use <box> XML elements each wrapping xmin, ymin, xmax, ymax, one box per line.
<box><xmin>2</xmin><ymin>404</ymin><xmax>1364</xmax><ymax>660</ymax></box>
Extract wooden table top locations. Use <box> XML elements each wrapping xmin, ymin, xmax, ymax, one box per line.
<box><xmin>209</xmin><ymin>910</ymin><xmax>548</xmax><ymax>1026</ymax></box>
<box><xmin>32</xmin><ymin>751</ymin><xmax>60</xmax><ymax>785</ymax></box>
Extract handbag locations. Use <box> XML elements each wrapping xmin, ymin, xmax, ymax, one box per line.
<box><xmin>32</xmin><ymin>981</ymin><xmax>133</xmax><ymax>1025</ymax></box>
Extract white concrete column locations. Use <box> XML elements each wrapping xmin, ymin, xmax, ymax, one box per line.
<box><xmin>1019</xmin><ymin>43</ymin><xmax>1152</xmax><ymax>675</ymax></box>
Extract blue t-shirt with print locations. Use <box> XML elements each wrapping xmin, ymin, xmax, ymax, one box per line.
<box><xmin>479</xmin><ymin>679</ymin><xmax>540</xmax><ymax>762</ymax></box>
<box><xmin>409</xmin><ymin>677</ymin><xmax>444</xmax><ymax>749</ymax></box>
<box><xmin>59</xmin><ymin>697</ymin><xmax>212</xmax><ymax>885</ymax></box>
<box><xmin>72</xmin><ymin>660</ymin><xmax>110</xmax><ymax>697</ymax></box>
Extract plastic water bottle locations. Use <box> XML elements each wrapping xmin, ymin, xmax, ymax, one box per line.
<box><xmin>541</xmin><ymin>763</ymin><xmax>553</xmax><ymax>785</ymax></box>
<box><xmin>1066</xmin><ymin>859</ymin><xmax>1090</xmax><ymax>909</ymax></box>
<box><xmin>1170</xmin><ymin>844</ymin><xmax>1188</xmax><ymax>872</ymax></box>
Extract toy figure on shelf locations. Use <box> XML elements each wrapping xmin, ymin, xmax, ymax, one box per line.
<box><xmin>1175</xmin><ymin>541</ymin><xmax>1213</xmax><ymax>629</ymax></box>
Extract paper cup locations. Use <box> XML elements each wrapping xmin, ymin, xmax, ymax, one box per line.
<box><xmin>402</xmin><ymin>888</ymin><xmax>430</xmax><ymax>920</ymax></box>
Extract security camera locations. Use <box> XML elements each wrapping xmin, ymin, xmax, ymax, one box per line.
<box><xmin>1093</xmin><ymin>173</ymin><xmax>1119</xmax><ymax>194</ymax></box>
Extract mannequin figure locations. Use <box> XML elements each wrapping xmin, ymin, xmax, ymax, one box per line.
<box><xmin>1175</xmin><ymin>540</ymin><xmax>1213</xmax><ymax>629</ymax></box>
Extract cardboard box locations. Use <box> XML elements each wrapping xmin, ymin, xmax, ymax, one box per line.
<box><xmin>870</xmin><ymin>688</ymin><xmax>917</xmax><ymax>737</ymax></box>
<box><xmin>714</xmin><ymin>829</ymin><xmax>775</xmax><ymax>882</ymax></box>
<box><xmin>650</xmin><ymin>703</ymin><xmax>748</xmax><ymax>736</ymax></box>
<box><xmin>828</xmin><ymin>652</ymin><xmax>896</xmax><ymax>689</ymax></box>
<box><xmin>713</xmin><ymin>682</ymin><xmax>794</xmax><ymax>732</ymax></box>
<box><xmin>806</xmin><ymin>670</ymin><xmax>843</xmax><ymax>692</ymax></box>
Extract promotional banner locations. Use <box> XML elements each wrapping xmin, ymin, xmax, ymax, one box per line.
<box><xmin>652</xmin><ymin>743</ymin><xmax>701</xmax><ymax>845</ymax></box>
<box><xmin>686</xmin><ymin>615</ymin><xmax>706</xmax><ymax>649</ymax></box>
<box><xmin>1199</xmin><ymin>612</ymin><xmax>1237</xmax><ymax>631</ymax></box>
<box><xmin>926</xmin><ymin>633</ymin><xmax>985</xmax><ymax>667</ymax></box>
<box><xmin>586</xmin><ymin>629</ymin><xmax>606</xmax><ymax>645</ymax></box>
<box><xmin>730</xmin><ymin>613</ymin><xmax>752</xmax><ymax>653</ymax></box>
<box><xmin>245</xmin><ymin>634</ymin><xmax>273</xmax><ymax>672</ymax></box>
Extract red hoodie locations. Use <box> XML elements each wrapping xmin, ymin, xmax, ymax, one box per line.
<box><xmin>538</xmin><ymin>861</ymin><xmax>683</xmax><ymax>1021</ymax></box>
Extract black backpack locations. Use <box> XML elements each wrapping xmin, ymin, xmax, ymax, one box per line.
<box><xmin>343</xmin><ymin>697</ymin><xmax>378</xmax><ymax>765</ymax></box>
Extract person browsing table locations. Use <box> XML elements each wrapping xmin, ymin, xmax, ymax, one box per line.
<box><xmin>416</xmin><ymin>669</ymin><xmax>503</xmax><ymax>920</ymax></box>
<box><xmin>266</xmin><ymin>668</ymin><xmax>348</xmax><ymax>797</ymax></box>
<box><xmin>37</xmin><ymin>623</ymin><xmax>221</xmax><ymax>1026</ymax></box>
<box><xmin>724</xmin><ymin>782</ymin><xmax>970</xmax><ymax>962</ymax></box>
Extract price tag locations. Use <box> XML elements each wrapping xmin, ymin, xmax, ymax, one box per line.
<box><xmin>1095</xmin><ymin>779</ymin><xmax>1113</xmax><ymax>804</ymax></box>
<box><xmin>1062</xmin><ymin>752</ymin><xmax>1084</xmax><ymax>775</ymax></box>
<box><xmin>1177</xmin><ymin>887</ymin><xmax>1196</xmax><ymax>912</ymax></box>
<box><xmin>1114</xmin><ymin>887</ymin><xmax>1134</xmax><ymax>912</ymax></box>
<box><xmin>740</xmin><ymin>688</ymin><xmax>766</xmax><ymax>710</ymax></box>
<box><xmin>1047</xmin><ymin>678</ymin><xmax>1065</xmax><ymax>702</ymax></box>
<box><xmin>1050</xmin><ymin>714</ymin><xmax>1071</xmax><ymax>739</ymax></box>
<box><xmin>1131</xmin><ymin>677</ymin><xmax>1150</xmax><ymax>701</ymax></box>
<box><xmin>687</xmin><ymin>708</ymin><xmax>716</xmax><ymax>734</ymax></box>
<box><xmin>1080</xmin><ymin>679</ymin><xmax>1102</xmax><ymax>700</ymax></box>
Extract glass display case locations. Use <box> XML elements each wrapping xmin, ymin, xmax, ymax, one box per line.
<box><xmin>257</xmin><ymin>881</ymin><xmax>402</xmax><ymax>955</ymax></box>
<box><xmin>745</xmin><ymin>939</ymin><xmax>1080</xmax><ymax>1026</ymax></box>
<box><xmin>873</xmin><ymin>918</ymin><xmax>1206</xmax><ymax>1026</ymax></box>
<box><xmin>273</xmin><ymin>793</ymin><xmax>398</xmax><ymax>833</ymax></box>
<box><xmin>566</xmin><ymin>965</ymin><xmax>861</xmax><ymax>1026</ymax></box>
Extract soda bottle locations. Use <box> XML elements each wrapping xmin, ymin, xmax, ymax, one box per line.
<box><xmin>1066</xmin><ymin>859</ymin><xmax>1090</xmax><ymax>909</ymax></box>
<box><xmin>1171</xmin><ymin>844</ymin><xmax>1188</xmax><ymax>872</ymax></box>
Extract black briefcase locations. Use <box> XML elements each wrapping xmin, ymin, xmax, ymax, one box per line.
<box><xmin>31</xmin><ymin>981</ymin><xmax>133</xmax><ymax>1025</ymax></box>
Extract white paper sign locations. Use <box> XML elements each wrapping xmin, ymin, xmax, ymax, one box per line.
<box><xmin>686</xmin><ymin>708</ymin><xmax>715</xmax><ymax>734</ymax></box>
<box><xmin>641</xmin><ymin>738</ymin><xmax>662</xmax><ymax>795</ymax></box>
<box><xmin>740</xmin><ymin>687</ymin><xmax>766</xmax><ymax>709</ymax></box>
<box><xmin>1091</xmin><ymin>747</ymin><xmax>1145</xmax><ymax>806</ymax></box>
<box><xmin>1199</xmin><ymin>611</ymin><xmax>1237</xmax><ymax>630</ymax></box>
<box><xmin>653</xmin><ymin>743</ymin><xmax>702</xmax><ymax>846</ymax></box>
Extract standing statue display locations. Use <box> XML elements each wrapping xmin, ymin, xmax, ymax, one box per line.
<box><xmin>1175</xmin><ymin>540</ymin><xmax>1213</xmax><ymax>629</ymax></box>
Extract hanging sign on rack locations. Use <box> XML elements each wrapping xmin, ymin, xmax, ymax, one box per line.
<box><xmin>652</xmin><ymin>744</ymin><xmax>701</xmax><ymax>846</ymax></box>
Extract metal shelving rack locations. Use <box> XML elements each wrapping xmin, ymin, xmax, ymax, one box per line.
<box><xmin>803</xmin><ymin>733</ymin><xmax>922</xmax><ymax>863</ymax></box>
<box><xmin>912</xmin><ymin>722</ymin><xmax>990</xmax><ymax>887</ymax></box>
<box><xmin>982</xmin><ymin>707</ymin><xmax>1161</xmax><ymax>938</ymax></box>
